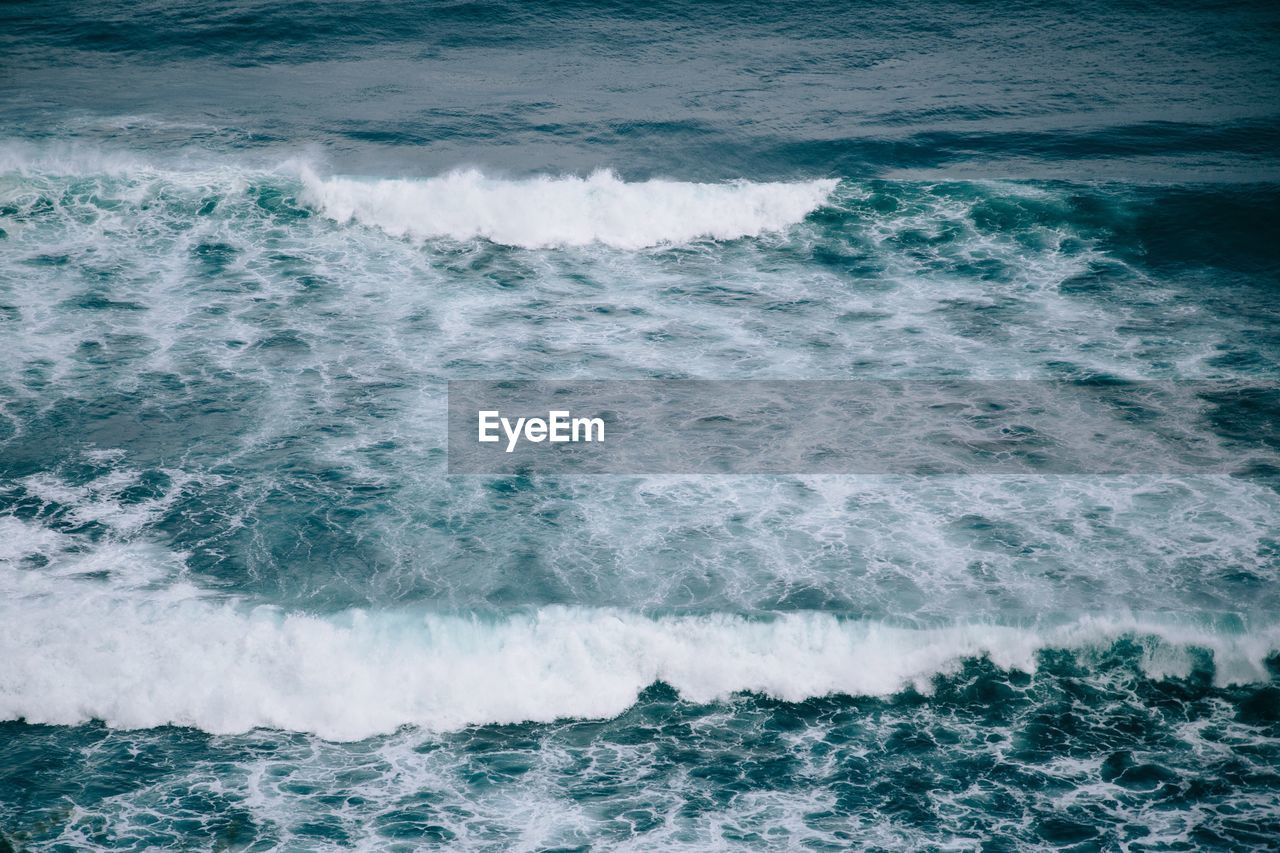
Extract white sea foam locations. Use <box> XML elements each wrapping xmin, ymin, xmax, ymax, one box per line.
<box><xmin>298</xmin><ymin>167</ymin><xmax>838</xmax><ymax>249</ymax></box>
<box><xmin>1</xmin><ymin>519</ymin><xmax>1276</xmax><ymax>742</ymax></box>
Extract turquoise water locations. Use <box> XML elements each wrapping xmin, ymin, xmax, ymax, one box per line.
<box><xmin>2</xmin><ymin>0</ymin><xmax>1280</xmax><ymax>848</ymax></box>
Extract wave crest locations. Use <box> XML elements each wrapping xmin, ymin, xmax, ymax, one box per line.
<box><xmin>299</xmin><ymin>167</ymin><xmax>838</xmax><ymax>249</ymax></box>
<box><xmin>2</xmin><ymin>564</ymin><xmax>1275</xmax><ymax>740</ymax></box>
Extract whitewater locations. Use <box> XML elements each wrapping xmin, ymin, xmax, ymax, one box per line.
<box><xmin>4</xmin><ymin>508</ymin><xmax>1276</xmax><ymax>741</ymax></box>
<box><xmin>300</xmin><ymin>166</ymin><xmax>839</xmax><ymax>248</ymax></box>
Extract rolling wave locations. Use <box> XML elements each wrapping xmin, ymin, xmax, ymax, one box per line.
<box><xmin>1</xmin><ymin>516</ymin><xmax>1275</xmax><ymax>741</ymax></box>
<box><xmin>299</xmin><ymin>166</ymin><xmax>838</xmax><ymax>249</ymax></box>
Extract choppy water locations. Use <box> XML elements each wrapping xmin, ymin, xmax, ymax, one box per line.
<box><xmin>2</xmin><ymin>0</ymin><xmax>1280</xmax><ymax>849</ymax></box>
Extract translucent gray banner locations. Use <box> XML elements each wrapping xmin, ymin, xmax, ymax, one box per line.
<box><xmin>447</xmin><ymin>380</ymin><xmax>1280</xmax><ymax>475</ymax></box>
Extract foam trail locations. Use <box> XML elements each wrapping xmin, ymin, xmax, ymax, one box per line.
<box><xmin>2</xmin><ymin>528</ymin><xmax>1276</xmax><ymax>741</ymax></box>
<box><xmin>299</xmin><ymin>167</ymin><xmax>838</xmax><ymax>249</ymax></box>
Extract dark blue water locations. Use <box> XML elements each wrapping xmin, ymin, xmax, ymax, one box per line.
<box><xmin>2</xmin><ymin>0</ymin><xmax>1279</xmax><ymax>848</ymax></box>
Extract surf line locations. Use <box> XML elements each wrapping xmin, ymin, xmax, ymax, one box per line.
<box><xmin>478</xmin><ymin>410</ymin><xmax>605</xmax><ymax>453</ymax></box>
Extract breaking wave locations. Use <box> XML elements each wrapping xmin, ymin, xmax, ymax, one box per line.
<box><xmin>1</xmin><ymin>515</ymin><xmax>1275</xmax><ymax>741</ymax></box>
<box><xmin>299</xmin><ymin>166</ymin><xmax>838</xmax><ymax>249</ymax></box>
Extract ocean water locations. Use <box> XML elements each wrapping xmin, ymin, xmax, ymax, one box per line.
<box><xmin>2</xmin><ymin>0</ymin><xmax>1280</xmax><ymax>849</ymax></box>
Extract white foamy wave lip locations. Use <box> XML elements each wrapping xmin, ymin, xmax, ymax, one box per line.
<box><xmin>299</xmin><ymin>166</ymin><xmax>838</xmax><ymax>249</ymax></box>
<box><xmin>3</xmin><ymin>520</ymin><xmax>1277</xmax><ymax>742</ymax></box>
<box><xmin>3</xmin><ymin>596</ymin><xmax>1277</xmax><ymax>740</ymax></box>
